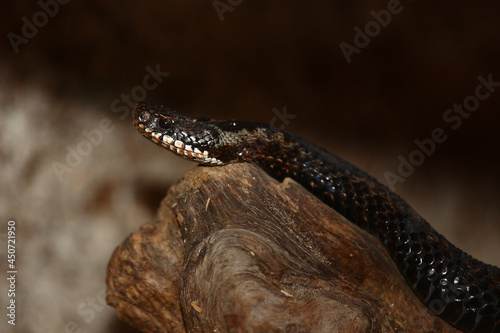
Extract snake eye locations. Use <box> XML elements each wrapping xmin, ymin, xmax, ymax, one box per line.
<box><xmin>158</xmin><ymin>117</ymin><xmax>173</xmax><ymax>129</ymax></box>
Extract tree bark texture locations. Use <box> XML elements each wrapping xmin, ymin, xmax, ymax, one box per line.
<box><xmin>106</xmin><ymin>163</ymin><xmax>459</xmax><ymax>333</ymax></box>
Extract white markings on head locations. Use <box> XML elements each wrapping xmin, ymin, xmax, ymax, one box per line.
<box><xmin>163</xmin><ymin>135</ymin><xmax>174</xmax><ymax>144</ymax></box>
<box><xmin>152</xmin><ymin>132</ymin><xmax>162</xmax><ymax>143</ymax></box>
<box><xmin>140</xmin><ymin>126</ymin><xmax>223</xmax><ymax>165</ymax></box>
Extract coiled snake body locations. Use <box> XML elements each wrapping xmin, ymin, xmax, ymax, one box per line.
<box><xmin>133</xmin><ymin>103</ymin><xmax>499</xmax><ymax>332</ymax></box>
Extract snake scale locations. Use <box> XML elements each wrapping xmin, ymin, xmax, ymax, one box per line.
<box><xmin>133</xmin><ymin>103</ymin><xmax>499</xmax><ymax>332</ymax></box>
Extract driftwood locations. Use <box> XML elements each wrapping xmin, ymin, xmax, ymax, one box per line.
<box><xmin>106</xmin><ymin>163</ymin><xmax>459</xmax><ymax>333</ymax></box>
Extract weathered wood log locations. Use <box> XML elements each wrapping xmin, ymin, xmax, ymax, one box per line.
<box><xmin>106</xmin><ymin>163</ymin><xmax>459</xmax><ymax>333</ymax></box>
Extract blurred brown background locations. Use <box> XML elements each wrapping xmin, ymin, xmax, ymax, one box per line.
<box><xmin>1</xmin><ymin>1</ymin><xmax>499</xmax><ymax>332</ymax></box>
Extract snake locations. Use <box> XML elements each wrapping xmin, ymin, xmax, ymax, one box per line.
<box><xmin>133</xmin><ymin>102</ymin><xmax>499</xmax><ymax>332</ymax></box>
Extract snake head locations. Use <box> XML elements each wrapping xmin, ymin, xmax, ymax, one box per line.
<box><xmin>133</xmin><ymin>103</ymin><xmax>225</xmax><ymax>165</ymax></box>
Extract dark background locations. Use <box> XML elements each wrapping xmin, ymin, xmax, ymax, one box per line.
<box><xmin>1</xmin><ymin>1</ymin><xmax>499</xmax><ymax>332</ymax></box>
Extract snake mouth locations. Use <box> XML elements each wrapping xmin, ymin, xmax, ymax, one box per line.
<box><xmin>134</xmin><ymin>120</ymin><xmax>224</xmax><ymax>165</ymax></box>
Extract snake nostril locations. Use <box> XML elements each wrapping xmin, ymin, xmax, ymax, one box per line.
<box><xmin>138</xmin><ymin>111</ymin><xmax>151</xmax><ymax>123</ymax></box>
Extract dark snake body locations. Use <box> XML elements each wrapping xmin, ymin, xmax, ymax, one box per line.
<box><xmin>133</xmin><ymin>103</ymin><xmax>500</xmax><ymax>332</ymax></box>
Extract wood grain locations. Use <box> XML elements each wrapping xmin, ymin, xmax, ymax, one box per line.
<box><xmin>106</xmin><ymin>163</ymin><xmax>459</xmax><ymax>333</ymax></box>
